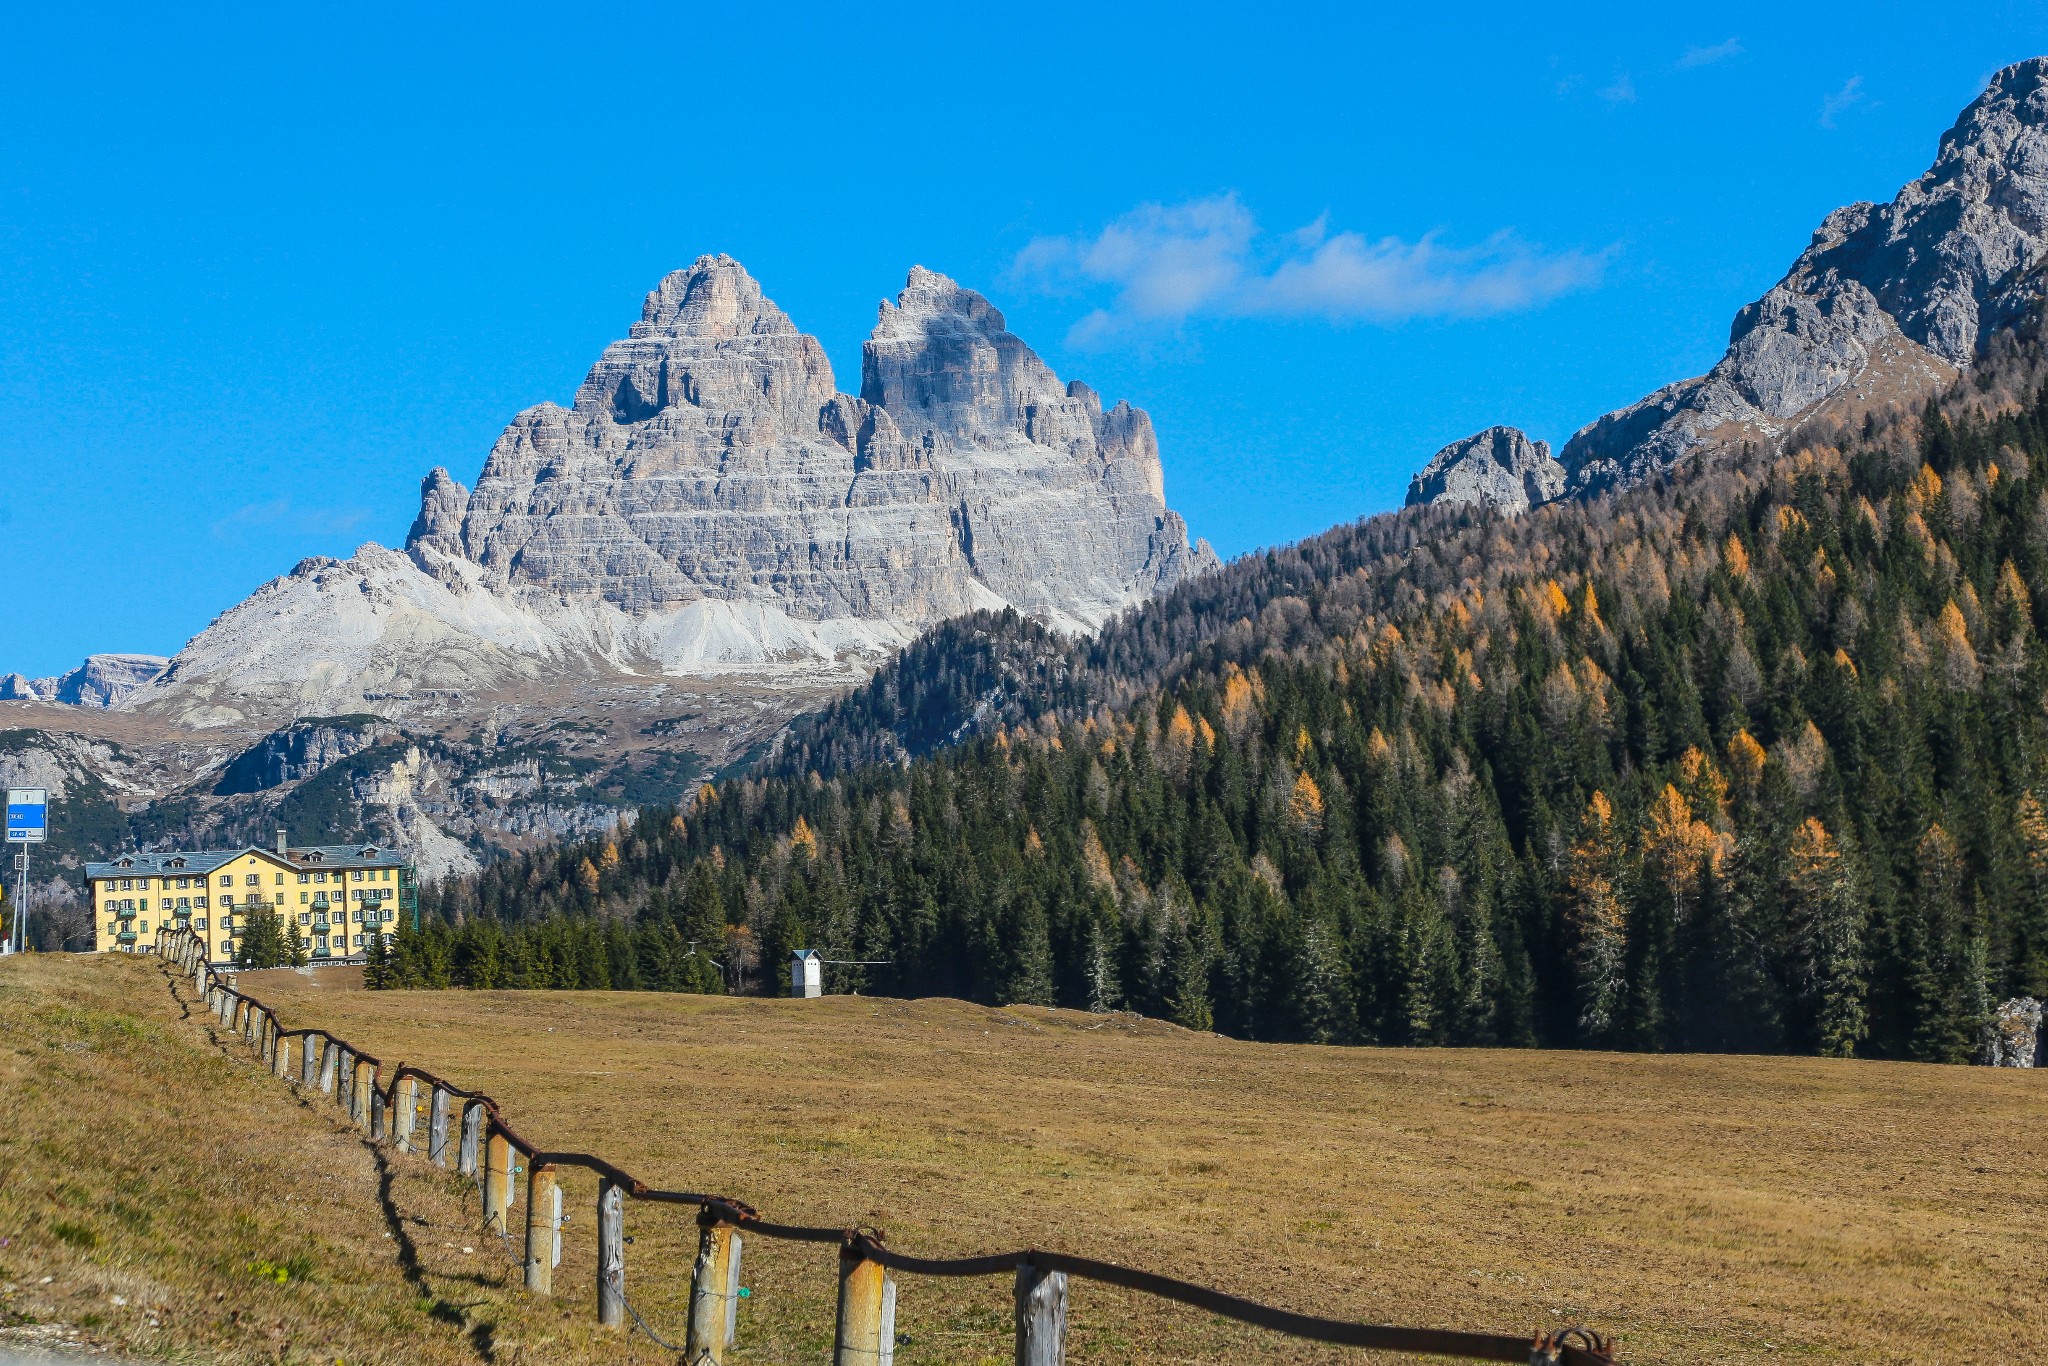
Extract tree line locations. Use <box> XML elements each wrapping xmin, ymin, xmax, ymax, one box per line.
<box><xmin>385</xmin><ymin>340</ymin><xmax>2048</xmax><ymax>1063</ymax></box>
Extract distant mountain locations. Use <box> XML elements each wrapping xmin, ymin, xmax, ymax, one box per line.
<box><xmin>126</xmin><ymin>258</ymin><xmax>1212</xmax><ymax>732</ymax></box>
<box><xmin>1405</xmin><ymin>427</ymin><xmax>1564</xmax><ymax>513</ymax></box>
<box><xmin>0</xmin><ymin>654</ymin><xmax>168</xmax><ymax>707</ymax></box>
<box><xmin>0</xmin><ymin>261</ymin><xmax>1212</xmax><ymax>915</ymax></box>
<box><xmin>1413</xmin><ymin>58</ymin><xmax>2048</xmax><ymax>510</ymax></box>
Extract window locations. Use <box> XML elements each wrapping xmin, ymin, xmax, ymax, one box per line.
<box><xmin>196</xmin><ymin>918</ymin><xmax>207</xmax><ymax>930</ymax></box>
<box><xmin>194</xmin><ymin>897</ymin><xmax>208</xmax><ymax>909</ymax></box>
<box><xmin>220</xmin><ymin>914</ymin><xmax>235</xmax><ymax>929</ymax></box>
<box><xmin>299</xmin><ymin>892</ymin><xmax>308</xmax><ymax>904</ymax></box>
<box><xmin>314</xmin><ymin>871</ymin><xmax>326</xmax><ymax>884</ymax></box>
<box><xmin>119</xmin><ymin>879</ymin><xmax>131</xmax><ymax>891</ymax></box>
<box><xmin>139</xmin><ymin>920</ymin><xmax>148</xmax><ymax>933</ymax></box>
<box><xmin>297</xmin><ymin>873</ymin><xmax>309</xmax><ymax>884</ymax></box>
<box><xmin>105</xmin><ymin>920</ymin><xmax>117</xmax><ymax>934</ymax></box>
<box><xmin>177</xmin><ymin>897</ymin><xmax>189</xmax><ymax>909</ymax></box>
<box><xmin>299</xmin><ymin>914</ymin><xmax>310</xmax><ymax>925</ymax></box>
<box><xmin>352</xmin><ymin>871</ymin><xmax>364</xmax><ymax>882</ymax></box>
<box><xmin>245</xmin><ymin>874</ymin><xmax>259</xmax><ymax>886</ymax></box>
<box><xmin>138</xmin><ymin>898</ymin><xmax>149</xmax><ymax>911</ymax></box>
<box><xmin>176</xmin><ymin>877</ymin><xmax>188</xmax><ymax>889</ymax></box>
<box><xmin>221</xmin><ymin>894</ymin><xmax>234</xmax><ymax>907</ymax></box>
<box><xmin>353</xmin><ymin>934</ymin><xmax>365</xmax><ymax>947</ymax></box>
<box><xmin>219</xmin><ymin>875</ymin><xmax>232</xmax><ymax>887</ymax></box>
<box><xmin>275</xmin><ymin>872</ymin><xmax>284</xmax><ymax>884</ymax></box>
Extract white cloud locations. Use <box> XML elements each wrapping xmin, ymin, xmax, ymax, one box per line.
<box><xmin>1599</xmin><ymin>72</ymin><xmax>1637</xmax><ymax>104</ymax></box>
<box><xmin>1820</xmin><ymin>76</ymin><xmax>1868</xmax><ymax>129</ymax></box>
<box><xmin>211</xmin><ymin>496</ymin><xmax>369</xmax><ymax>540</ymax></box>
<box><xmin>1677</xmin><ymin>38</ymin><xmax>1743</xmax><ymax>69</ymax></box>
<box><xmin>1012</xmin><ymin>194</ymin><xmax>1607</xmax><ymax>346</ymax></box>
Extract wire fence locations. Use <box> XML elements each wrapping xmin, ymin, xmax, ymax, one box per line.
<box><xmin>153</xmin><ymin>926</ymin><xmax>1621</xmax><ymax>1365</ymax></box>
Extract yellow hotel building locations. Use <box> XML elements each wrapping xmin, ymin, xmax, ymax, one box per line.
<box><xmin>87</xmin><ymin>833</ymin><xmax>416</xmax><ymax>963</ymax></box>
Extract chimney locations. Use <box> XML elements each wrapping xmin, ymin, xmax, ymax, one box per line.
<box><xmin>276</xmin><ymin>829</ymin><xmax>288</xmax><ymax>857</ymax></box>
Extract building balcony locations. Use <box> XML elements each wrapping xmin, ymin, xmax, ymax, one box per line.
<box><xmin>115</xmin><ymin>908</ymin><xmax>136</xmax><ymax>920</ymax></box>
<box><xmin>116</xmin><ymin>931</ymin><xmax>137</xmax><ymax>944</ymax></box>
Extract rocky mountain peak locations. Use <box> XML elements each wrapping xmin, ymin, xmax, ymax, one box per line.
<box><xmin>120</xmin><ymin>259</ymin><xmax>1214</xmax><ymax>733</ymax></box>
<box><xmin>0</xmin><ymin>653</ymin><xmax>169</xmax><ymax>707</ymax></box>
<box><xmin>1496</xmin><ymin>56</ymin><xmax>2048</xmax><ymax>501</ymax></box>
<box><xmin>1405</xmin><ymin>426</ymin><xmax>1565</xmax><ymax>514</ymax></box>
<box><xmin>566</xmin><ymin>254</ymin><xmax>834</xmax><ymax>432</ymax></box>
<box><xmin>406</xmin><ymin>467</ymin><xmax>469</xmax><ymax>559</ymax></box>
<box><xmin>861</xmin><ymin>266</ymin><xmax>1078</xmax><ymax>448</ymax></box>
<box><xmin>631</xmin><ymin>253</ymin><xmax>798</xmax><ymax>341</ymax></box>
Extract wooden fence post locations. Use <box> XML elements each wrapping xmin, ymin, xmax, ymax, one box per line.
<box><xmin>834</xmin><ymin>1239</ymin><xmax>895</xmax><ymax>1366</ymax></box>
<box><xmin>1015</xmin><ymin>1260</ymin><xmax>1068</xmax><ymax>1366</ymax></box>
<box><xmin>428</xmin><ymin>1087</ymin><xmax>450</xmax><ymax>1167</ymax></box>
<box><xmin>319</xmin><ymin>1041</ymin><xmax>338</xmax><ymax>1095</ymax></box>
<box><xmin>394</xmin><ymin>1076</ymin><xmax>417</xmax><ymax>1152</ymax></box>
<box><xmin>483</xmin><ymin>1130</ymin><xmax>512</xmax><ymax>1235</ymax></box>
<box><xmin>523</xmin><ymin>1163</ymin><xmax>559</xmax><ymax>1294</ymax></box>
<box><xmin>273</xmin><ymin>1029</ymin><xmax>291</xmax><ymax>1080</ymax></box>
<box><xmin>336</xmin><ymin>1050</ymin><xmax>354</xmax><ymax>1111</ymax></box>
<box><xmin>302</xmin><ymin>1036</ymin><xmax>319</xmax><ymax>1089</ymax></box>
<box><xmin>370</xmin><ymin>1074</ymin><xmax>388</xmax><ymax>1142</ymax></box>
<box><xmin>352</xmin><ymin>1058</ymin><xmax>373</xmax><ymax>1129</ymax></box>
<box><xmin>596</xmin><ymin>1179</ymin><xmax>625</xmax><ymax>1329</ymax></box>
<box><xmin>687</xmin><ymin>1214</ymin><xmax>743</xmax><ymax>1362</ymax></box>
<box><xmin>459</xmin><ymin>1101</ymin><xmax>484</xmax><ymax>1177</ymax></box>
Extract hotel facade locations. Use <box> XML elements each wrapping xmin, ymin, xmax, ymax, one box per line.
<box><xmin>86</xmin><ymin>833</ymin><xmax>415</xmax><ymax>962</ymax></box>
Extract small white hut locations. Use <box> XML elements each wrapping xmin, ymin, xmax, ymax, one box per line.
<box><xmin>790</xmin><ymin>949</ymin><xmax>822</xmax><ymax>999</ymax></box>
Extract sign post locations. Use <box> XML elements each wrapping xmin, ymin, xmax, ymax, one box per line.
<box><xmin>5</xmin><ymin>788</ymin><xmax>47</xmax><ymax>955</ymax></box>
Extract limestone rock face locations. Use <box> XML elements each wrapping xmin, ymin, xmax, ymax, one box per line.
<box><xmin>123</xmin><ymin>257</ymin><xmax>1213</xmax><ymax>728</ymax></box>
<box><xmin>1405</xmin><ymin>426</ymin><xmax>1566</xmax><ymax>513</ymax></box>
<box><xmin>0</xmin><ymin>654</ymin><xmax>170</xmax><ymax>707</ymax></box>
<box><xmin>1561</xmin><ymin>58</ymin><xmax>2048</xmax><ymax>496</ymax></box>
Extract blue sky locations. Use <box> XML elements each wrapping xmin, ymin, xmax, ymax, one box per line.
<box><xmin>3</xmin><ymin>3</ymin><xmax>2046</xmax><ymax>677</ymax></box>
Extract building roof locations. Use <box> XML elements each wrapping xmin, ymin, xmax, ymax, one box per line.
<box><xmin>86</xmin><ymin>843</ymin><xmax>411</xmax><ymax>879</ymax></box>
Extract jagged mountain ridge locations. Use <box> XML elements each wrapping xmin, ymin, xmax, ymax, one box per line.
<box><xmin>1403</xmin><ymin>426</ymin><xmax>1565</xmax><ymax>513</ymax></box>
<box><xmin>0</xmin><ymin>654</ymin><xmax>169</xmax><ymax>708</ymax></box>
<box><xmin>1411</xmin><ymin>58</ymin><xmax>2048</xmax><ymax>511</ymax></box>
<box><xmin>125</xmin><ymin>259</ymin><xmax>1212</xmax><ymax>731</ymax></box>
<box><xmin>0</xmin><ymin>261</ymin><xmax>1214</xmax><ymax>909</ymax></box>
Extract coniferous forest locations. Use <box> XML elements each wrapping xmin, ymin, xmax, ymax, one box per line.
<box><xmin>385</xmin><ymin>335</ymin><xmax>2048</xmax><ymax>1063</ymax></box>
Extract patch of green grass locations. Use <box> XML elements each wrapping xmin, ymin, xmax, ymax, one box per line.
<box><xmin>49</xmin><ymin>1220</ymin><xmax>98</xmax><ymax>1249</ymax></box>
<box><xmin>248</xmin><ymin>1252</ymin><xmax>314</xmax><ymax>1284</ymax></box>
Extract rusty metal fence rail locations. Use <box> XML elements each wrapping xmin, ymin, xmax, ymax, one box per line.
<box><xmin>154</xmin><ymin>926</ymin><xmax>1619</xmax><ymax>1365</ymax></box>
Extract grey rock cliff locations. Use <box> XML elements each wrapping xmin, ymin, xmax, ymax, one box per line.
<box><xmin>1405</xmin><ymin>426</ymin><xmax>1566</xmax><ymax>513</ymax></box>
<box><xmin>1561</xmin><ymin>58</ymin><xmax>2048</xmax><ymax>496</ymax></box>
<box><xmin>121</xmin><ymin>257</ymin><xmax>1214</xmax><ymax>728</ymax></box>
<box><xmin>0</xmin><ymin>654</ymin><xmax>170</xmax><ymax>707</ymax></box>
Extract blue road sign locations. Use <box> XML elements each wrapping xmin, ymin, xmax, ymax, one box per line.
<box><xmin>6</xmin><ymin>788</ymin><xmax>47</xmax><ymax>843</ymax></box>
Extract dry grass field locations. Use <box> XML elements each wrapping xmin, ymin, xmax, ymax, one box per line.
<box><xmin>7</xmin><ymin>953</ymin><xmax>2047</xmax><ymax>1364</ymax></box>
<box><xmin>244</xmin><ymin>965</ymin><xmax>2048</xmax><ymax>1365</ymax></box>
<box><xmin>0</xmin><ymin>954</ymin><xmax>675</xmax><ymax>1366</ymax></box>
